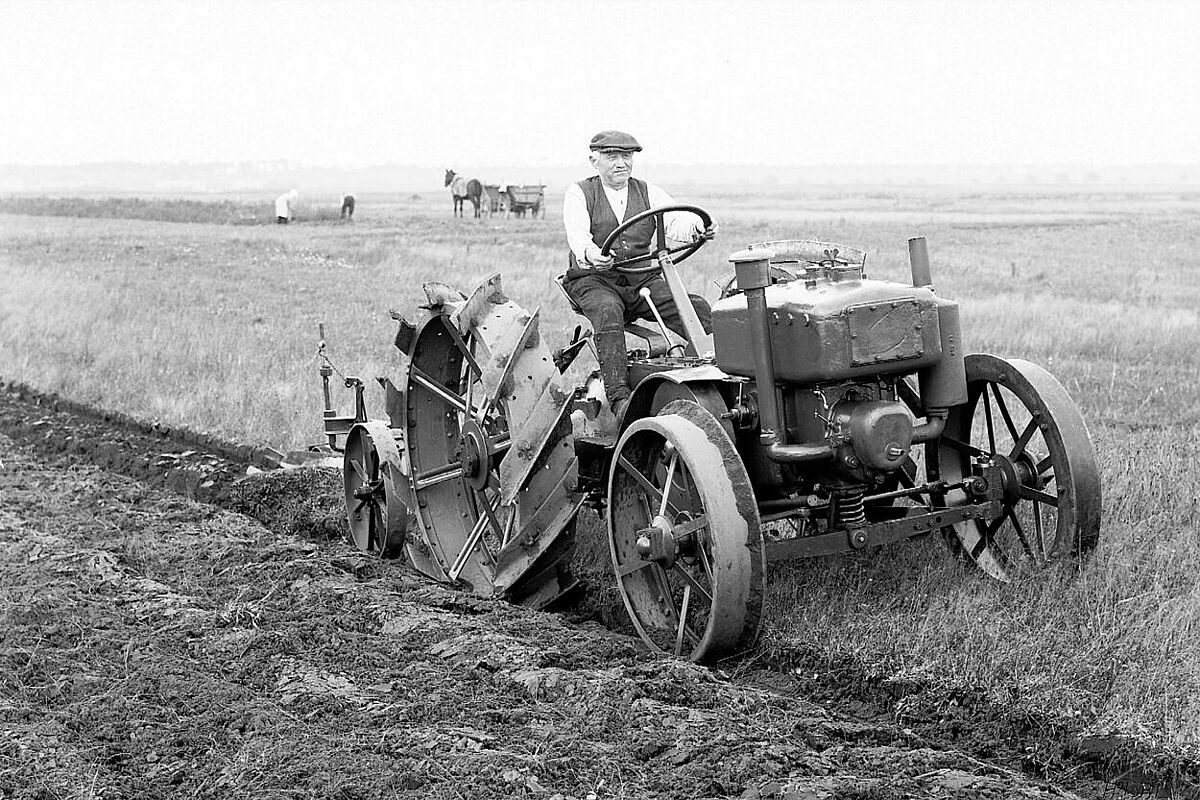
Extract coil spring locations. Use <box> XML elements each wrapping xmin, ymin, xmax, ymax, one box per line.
<box><xmin>834</xmin><ymin>487</ymin><xmax>867</xmax><ymax>529</ymax></box>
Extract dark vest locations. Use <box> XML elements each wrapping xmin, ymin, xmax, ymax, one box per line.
<box><xmin>566</xmin><ymin>176</ymin><xmax>655</xmax><ymax>278</ymax></box>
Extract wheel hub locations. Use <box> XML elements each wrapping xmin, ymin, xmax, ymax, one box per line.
<box><xmin>636</xmin><ymin>514</ymin><xmax>679</xmax><ymax>568</ymax></box>
<box><xmin>458</xmin><ymin>420</ymin><xmax>491</xmax><ymax>491</ymax></box>
<box><xmin>989</xmin><ymin>451</ymin><xmax>1043</xmax><ymax>505</ymax></box>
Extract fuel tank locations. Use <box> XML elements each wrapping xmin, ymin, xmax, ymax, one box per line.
<box><xmin>712</xmin><ymin>268</ymin><xmax>950</xmax><ymax>384</ymax></box>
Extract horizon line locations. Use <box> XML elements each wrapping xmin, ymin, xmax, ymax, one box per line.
<box><xmin>5</xmin><ymin>160</ymin><xmax>1200</xmax><ymax>170</ymax></box>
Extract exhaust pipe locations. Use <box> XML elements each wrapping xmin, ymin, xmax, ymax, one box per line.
<box><xmin>908</xmin><ymin>236</ymin><xmax>932</xmax><ymax>288</ymax></box>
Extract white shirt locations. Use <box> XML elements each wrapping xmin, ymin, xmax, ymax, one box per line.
<box><xmin>275</xmin><ymin>193</ymin><xmax>292</xmax><ymax>218</ymax></box>
<box><xmin>562</xmin><ymin>179</ymin><xmax>705</xmax><ymax>264</ymax></box>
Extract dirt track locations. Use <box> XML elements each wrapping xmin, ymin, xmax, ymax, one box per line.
<box><xmin>0</xmin><ymin>387</ymin><xmax>1143</xmax><ymax>799</ymax></box>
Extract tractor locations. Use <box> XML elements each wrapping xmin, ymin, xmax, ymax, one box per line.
<box><xmin>319</xmin><ymin>204</ymin><xmax>1101</xmax><ymax>663</ymax></box>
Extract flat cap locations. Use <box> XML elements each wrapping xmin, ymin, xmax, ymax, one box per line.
<box><xmin>589</xmin><ymin>130</ymin><xmax>642</xmax><ymax>152</ymax></box>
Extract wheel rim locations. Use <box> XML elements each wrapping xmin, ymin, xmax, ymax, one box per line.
<box><xmin>608</xmin><ymin>400</ymin><xmax>764</xmax><ymax>662</ymax></box>
<box><xmin>933</xmin><ymin>354</ymin><xmax>1101</xmax><ymax>580</ymax></box>
<box><xmin>343</xmin><ymin>421</ymin><xmax>409</xmax><ymax>558</ymax></box>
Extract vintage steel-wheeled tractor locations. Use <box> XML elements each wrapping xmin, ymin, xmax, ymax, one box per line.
<box><xmin>320</xmin><ymin>204</ymin><xmax>1101</xmax><ymax>663</ymax></box>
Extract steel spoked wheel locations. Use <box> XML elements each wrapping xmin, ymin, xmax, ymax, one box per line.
<box><xmin>405</xmin><ymin>314</ymin><xmax>514</xmax><ymax>592</ymax></box>
<box><xmin>608</xmin><ymin>400</ymin><xmax>765</xmax><ymax>662</ymax></box>
<box><xmin>343</xmin><ymin>421</ymin><xmax>410</xmax><ymax>559</ymax></box>
<box><xmin>402</xmin><ymin>278</ymin><xmax>582</xmax><ymax>605</ymax></box>
<box><xmin>933</xmin><ymin>354</ymin><xmax>1101</xmax><ymax>580</ymax></box>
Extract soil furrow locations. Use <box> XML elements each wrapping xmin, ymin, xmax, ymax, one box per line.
<box><xmin>0</xmin><ymin>384</ymin><xmax>1173</xmax><ymax>798</ymax></box>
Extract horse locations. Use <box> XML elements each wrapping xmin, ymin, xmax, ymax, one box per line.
<box><xmin>444</xmin><ymin>169</ymin><xmax>483</xmax><ymax>218</ymax></box>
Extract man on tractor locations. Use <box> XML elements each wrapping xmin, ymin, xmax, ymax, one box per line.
<box><xmin>561</xmin><ymin>130</ymin><xmax>716</xmax><ymax>417</ymax></box>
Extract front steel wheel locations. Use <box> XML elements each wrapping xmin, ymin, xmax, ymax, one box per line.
<box><xmin>608</xmin><ymin>400</ymin><xmax>765</xmax><ymax>662</ymax></box>
<box><xmin>932</xmin><ymin>354</ymin><xmax>1101</xmax><ymax>580</ymax></box>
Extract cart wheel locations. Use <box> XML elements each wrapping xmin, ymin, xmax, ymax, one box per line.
<box><xmin>343</xmin><ymin>421</ymin><xmax>411</xmax><ymax>559</ymax></box>
<box><xmin>608</xmin><ymin>399</ymin><xmax>765</xmax><ymax>662</ymax></box>
<box><xmin>932</xmin><ymin>354</ymin><xmax>1101</xmax><ymax>580</ymax></box>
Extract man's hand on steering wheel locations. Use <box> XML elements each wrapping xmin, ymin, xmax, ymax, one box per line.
<box><xmin>598</xmin><ymin>204</ymin><xmax>715</xmax><ymax>274</ymax></box>
<box><xmin>583</xmin><ymin>243</ymin><xmax>614</xmax><ymax>269</ymax></box>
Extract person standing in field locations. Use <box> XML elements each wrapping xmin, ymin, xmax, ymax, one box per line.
<box><xmin>561</xmin><ymin>130</ymin><xmax>715</xmax><ymax>416</ymax></box>
<box><xmin>341</xmin><ymin>194</ymin><xmax>356</xmax><ymax>219</ymax></box>
<box><xmin>275</xmin><ymin>189</ymin><xmax>298</xmax><ymax>224</ymax></box>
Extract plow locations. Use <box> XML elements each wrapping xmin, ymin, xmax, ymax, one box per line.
<box><xmin>319</xmin><ymin>205</ymin><xmax>1101</xmax><ymax>662</ymax></box>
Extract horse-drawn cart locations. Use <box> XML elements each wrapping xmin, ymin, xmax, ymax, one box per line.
<box><xmin>505</xmin><ymin>184</ymin><xmax>545</xmax><ymax>218</ymax></box>
<box><xmin>481</xmin><ymin>184</ymin><xmax>546</xmax><ymax>219</ymax></box>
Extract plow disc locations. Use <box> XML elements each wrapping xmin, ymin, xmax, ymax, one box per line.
<box><xmin>380</xmin><ymin>274</ymin><xmax>583</xmax><ymax>607</ymax></box>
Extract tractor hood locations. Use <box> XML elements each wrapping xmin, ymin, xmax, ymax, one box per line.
<box><xmin>712</xmin><ymin>268</ymin><xmax>952</xmax><ymax>384</ymax></box>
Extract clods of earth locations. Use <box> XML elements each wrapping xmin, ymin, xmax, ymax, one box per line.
<box><xmin>0</xmin><ymin>386</ymin><xmax>1168</xmax><ymax>799</ymax></box>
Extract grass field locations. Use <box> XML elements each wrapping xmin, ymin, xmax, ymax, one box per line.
<box><xmin>2</xmin><ymin>186</ymin><xmax>1198</xmax><ymax>762</ymax></box>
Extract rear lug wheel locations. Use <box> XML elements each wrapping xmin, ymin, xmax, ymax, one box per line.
<box><xmin>400</xmin><ymin>278</ymin><xmax>583</xmax><ymax>605</ymax></box>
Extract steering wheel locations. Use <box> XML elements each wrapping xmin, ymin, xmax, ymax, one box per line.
<box><xmin>599</xmin><ymin>204</ymin><xmax>714</xmax><ymax>275</ymax></box>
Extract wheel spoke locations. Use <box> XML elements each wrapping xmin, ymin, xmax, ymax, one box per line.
<box><xmin>1031</xmin><ymin>501</ymin><xmax>1046</xmax><ymax>557</ymax></box>
<box><xmin>1009</xmin><ymin>419</ymin><xmax>1039</xmax><ymax>461</ymax></box>
<box><xmin>617</xmin><ymin>455</ymin><xmax>680</xmax><ymax>518</ymax></box>
<box><xmin>671</xmin><ymin>563</ymin><xmax>713</xmax><ymax>605</ymax></box>
<box><xmin>414</xmin><ymin>463</ymin><xmax>465</xmax><ymax>490</ymax></box>
<box><xmin>1036</xmin><ymin>455</ymin><xmax>1054</xmax><ymax>475</ymax></box>
<box><xmin>671</xmin><ymin>515</ymin><xmax>709</xmax><ymax>539</ymax></box>
<box><xmin>463</xmin><ymin>375</ymin><xmax>476</xmax><ymax>418</ymax></box>
<box><xmin>409</xmin><ymin>365</ymin><xmax>469</xmax><ymax>413</ymax></box>
<box><xmin>941</xmin><ymin>435</ymin><xmax>990</xmax><ymax>458</ymax></box>
<box><xmin>500</xmin><ymin>506</ymin><xmax>516</xmax><ymax>549</ymax></box>
<box><xmin>367</xmin><ymin>500</ymin><xmax>379</xmax><ymax>550</ymax></box>
<box><xmin>1005</xmin><ymin>506</ymin><xmax>1036</xmax><ymax>560</ymax></box>
<box><xmin>696</xmin><ymin>538</ymin><xmax>714</xmax><ymax>581</ymax></box>
<box><xmin>617</xmin><ymin>558</ymin><xmax>655</xmax><ymax>579</ymax></box>
<box><xmin>649</xmin><ymin>564</ymin><xmax>679</xmax><ymax>624</ymax></box>
<box><xmin>488</xmin><ymin>435</ymin><xmax>511</xmax><ymax>457</ymax></box>
<box><xmin>983</xmin><ymin>388</ymin><xmax>997</xmax><ymax>453</ymax></box>
<box><xmin>674</xmin><ymin>584</ymin><xmax>692</xmax><ymax>657</ymax></box>
<box><xmin>990</xmin><ymin>383</ymin><xmax>1021</xmax><ymax>441</ymax></box>
<box><xmin>658</xmin><ymin>452</ymin><xmax>679</xmax><ymax>519</ymax></box>
<box><xmin>1018</xmin><ymin>485</ymin><xmax>1058</xmax><ymax>507</ymax></box>
<box><xmin>445</xmin><ymin>324</ymin><xmax>483</xmax><ymax>378</ymax></box>
<box><xmin>349</xmin><ymin>456</ymin><xmax>370</xmax><ymax>483</ymax></box>
<box><xmin>448</xmin><ymin>512</ymin><xmax>490</xmax><ymax>581</ymax></box>
<box><xmin>475</xmin><ymin>491</ymin><xmax>507</xmax><ymax>553</ymax></box>
<box><xmin>971</xmin><ymin>515</ymin><xmax>1006</xmax><ymax>559</ymax></box>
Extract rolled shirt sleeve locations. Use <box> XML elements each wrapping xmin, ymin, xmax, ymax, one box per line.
<box><xmin>646</xmin><ymin>182</ymin><xmax>704</xmax><ymax>241</ymax></box>
<box><xmin>562</xmin><ymin>183</ymin><xmax>596</xmax><ymax>264</ymax></box>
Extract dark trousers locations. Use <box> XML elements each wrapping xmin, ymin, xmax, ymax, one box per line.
<box><xmin>563</xmin><ymin>271</ymin><xmax>712</xmax><ymax>401</ymax></box>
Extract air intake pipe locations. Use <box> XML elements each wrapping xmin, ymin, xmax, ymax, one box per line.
<box><xmin>731</xmin><ymin>250</ymin><xmax>831</xmax><ymax>464</ymax></box>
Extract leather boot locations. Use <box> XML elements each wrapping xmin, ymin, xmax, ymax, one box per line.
<box><xmin>594</xmin><ymin>328</ymin><xmax>631</xmax><ymax>411</ymax></box>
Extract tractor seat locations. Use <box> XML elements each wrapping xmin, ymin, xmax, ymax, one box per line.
<box><xmin>553</xmin><ymin>273</ymin><xmax>676</xmax><ymax>358</ymax></box>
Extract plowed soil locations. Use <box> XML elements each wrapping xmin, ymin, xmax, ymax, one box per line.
<box><xmin>0</xmin><ymin>387</ymin><xmax>1138</xmax><ymax>800</ymax></box>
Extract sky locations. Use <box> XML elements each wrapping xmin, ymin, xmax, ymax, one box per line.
<box><xmin>2</xmin><ymin>0</ymin><xmax>1198</xmax><ymax>169</ymax></box>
